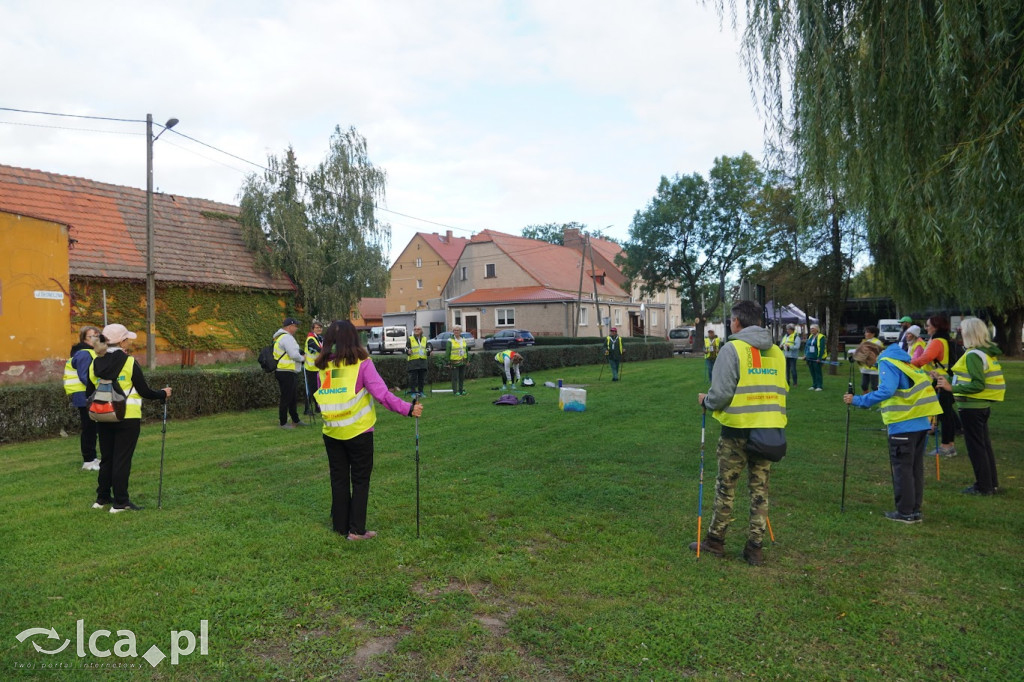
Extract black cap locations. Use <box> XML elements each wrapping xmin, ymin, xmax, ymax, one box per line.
<box><xmin>282</xmin><ymin>317</ymin><xmax>299</xmax><ymax>327</ymax></box>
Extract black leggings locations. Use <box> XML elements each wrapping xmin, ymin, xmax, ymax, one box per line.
<box><xmin>323</xmin><ymin>431</ymin><xmax>374</xmax><ymax>535</ymax></box>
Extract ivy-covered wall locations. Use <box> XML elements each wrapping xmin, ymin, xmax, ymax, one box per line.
<box><xmin>70</xmin><ymin>278</ymin><xmax>298</xmax><ymax>353</ymax></box>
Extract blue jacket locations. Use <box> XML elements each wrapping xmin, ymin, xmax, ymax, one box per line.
<box><xmin>851</xmin><ymin>343</ymin><xmax>932</xmax><ymax>435</ymax></box>
<box><xmin>69</xmin><ymin>344</ymin><xmax>94</xmax><ymax>408</ymax></box>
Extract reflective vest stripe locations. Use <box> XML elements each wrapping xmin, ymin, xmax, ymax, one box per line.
<box><xmin>322</xmin><ymin>402</ymin><xmax>374</xmax><ymax>429</ymax></box>
<box><xmin>316</xmin><ymin>359</ymin><xmax>376</xmax><ymax>439</ymax></box>
<box><xmin>317</xmin><ymin>388</ymin><xmax>370</xmax><ymax>414</ymax></box>
<box><xmin>275</xmin><ymin>335</ymin><xmax>296</xmax><ymax>371</ymax></box>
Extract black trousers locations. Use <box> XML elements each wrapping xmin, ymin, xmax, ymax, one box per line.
<box><xmin>408</xmin><ymin>367</ymin><xmax>427</xmax><ymax>394</ymax></box>
<box><xmin>96</xmin><ymin>419</ymin><xmax>142</xmax><ymax>506</ymax></box>
<box><xmin>77</xmin><ymin>406</ymin><xmax>98</xmax><ymax>462</ymax></box>
<box><xmin>888</xmin><ymin>430</ymin><xmax>927</xmax><ymax>516</ymax></box>
<box><xmin>324</xmin><ymin>431</ymin><xmax>374</xmax><ymax>535</ymax></box>
<box><xmin>303</xmin><ymin>369</ymin><xmax>320</xmax><ymax>414</ymax></box>
<box><xmin>960</xmin><ymin>407</ymin><xmax>998</xmax><ymax>493</ymax></box>
<box><xmin>276</xmin><ymin>371</ymin><xmax>300</xmax><ymax>425</ymax></box>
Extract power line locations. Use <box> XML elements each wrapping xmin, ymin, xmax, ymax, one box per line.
<box><xmin>0</xmin><ymin>120</ymin><xmax>141</xmax><ymax>136</ymax></box>
<box><xmin>0</xmin><ymin>106</ymin><xmax>142</xmax><ymax>124</ymax></box>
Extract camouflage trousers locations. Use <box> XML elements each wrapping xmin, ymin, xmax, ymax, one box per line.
<box><xmin>707</xmin><ymin>436</ymin><xmax>772</xmax><ymax>545</ymax></box>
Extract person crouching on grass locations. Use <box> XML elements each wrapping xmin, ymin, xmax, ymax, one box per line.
<box><xmin>314</xmin><ymin>320</ymin><xmax>423</xmax><ymax>541</ymax></box>
<box><xmin>843</xmin><ymin>340</ymin><xmax>941</xmax><ymax>523</ymax></box>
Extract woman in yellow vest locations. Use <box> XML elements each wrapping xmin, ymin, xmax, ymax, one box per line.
<box><xmin>446</xmin><ymin>325</ymin><xmax>470</xmax><ymax>395</ymax></box>
<box><xmin>64</xmin><ymin>325</ymin><xmax>101</xmax><ymax>470</ymax></box>
<box><xmin>844</xmin><ymin>339</ymin><xmax>942</xmax><ymax>523</ymax></box>
<box><xmin>314</xmin><ymin>320</ymin><xmax>424</xmax><ymax>541</ymax></box>
<box><xmin>935</xmin><ymin>318</ymin><xmax>1005</xmax><ymax>495</ymax></box>
<box><xmin>911</xmin><ymin>314</ymin><xmax>958</xmax><ymax>457</ymax></box>
<box><xmin>858</xmin><ymin>325</ymin><xmax>885</xmax><ymax>393</ymax></box>
<box><xmin>87</xmin><ymin>324</ymin><xmax>171</xmax><ymax>513</ymax></box>
<box><xmin>405</xmin><ymin>325</ymin><xmax>431</xmax><ymax>398</ymax></box>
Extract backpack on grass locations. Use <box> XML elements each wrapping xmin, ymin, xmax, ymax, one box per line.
<box><xmin>493</xmin><ymin>394</ymin><xmax>520</xmax><ymax>406</ymax></box>
<box><xmin>88</xmin><ymin>378</ymin><xmax>130</xmax><ymax>422</ymax></box>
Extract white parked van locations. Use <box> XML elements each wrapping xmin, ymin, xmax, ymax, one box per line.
<box><xmin>368</xmin><ymin>325</ymin><xmax>408</xmax><ymax>354</ymax></box>
<box><xmin>877</xmin><ymin>319</ymin><xmax>902</xmax><ymax>344</ymax></box>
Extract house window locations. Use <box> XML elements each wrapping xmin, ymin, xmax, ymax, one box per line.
<box><xmin>485</xmin><ymin>263</ymin><xmax>496</xmax><ymax>278</ymax></box>
<box><xmin>454</xmin><ymin>311</ymin><xmax>462</xmax><ymax>326</ymax></box>
<box><xmin>614</xmin><ymin>309</ymin><xmax>621</xmax><ymax>326</ymax></box>
<box><xmin>651</xmin><ymin>310</ymin><xmax>658</xmax><ymax>326</ymax></box>
<box><xmin>496</xmin><ymin>308</ymin><xmax>515</xmax><ymax>326</ymax></box>
<box><xmin>416</xmin><ymin>258</ymin><xmax>422</xmax><ymax>268</ymax></box>
<box><xmin>578</xmin><ymin>307</ymin><xmax>589</xmax><ymax>326</ymax></box>
<box><xmin>416</xmin><ymin>279</ymin><xmax>423</xmax><ymax>289</ymax></box>
<box><xmin>460</xmin><ymin>266</ymin><xmax>467</xmax><ymax>281</ymax></box>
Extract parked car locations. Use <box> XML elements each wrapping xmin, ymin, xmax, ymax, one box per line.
<box><xmin>367</xmin><ymin>325</ymin><xmax>408</xmax><ymax>354</ymax></box>
<box><xmin>482</xmin><ymin>329</ymin><xmax>536</xmax><ymax>350</ymax></box>
<box><xmin>426</xmin><ymin>331</ymin><xmax>477</xmax><ymax>352</ymax></box>
<box><xmin>668</xmin><ymin>327</ymin><xmax>697</xmax><ymax>353</ymax></box>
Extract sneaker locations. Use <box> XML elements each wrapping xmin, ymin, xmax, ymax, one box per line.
<box><xmin>809</xmin><ymin>387</ymin><xmax>817</xmax><ymax>391</ymax></box>
<box><xmin>82</xmin><ymin>460</ymin><xmax>99</xmax><ymax>471</ymax></box>
<box><xmin>884</xmin><ymin>511</ymin><xmax>920</xmax><ymax>524</ymax></box>
<box><xmin>110</xmin><ymin>502</ymin><xmax>143</xmax><ymax>514</ymax></box>
<box><xmin>92</xmin><ymin>499</ymin><xmax>112</xmax><ymax>509</ymax></box>
<box><xmin>940</xmin><ymin>445</ymin><xmax>957</xmax><ymax>457</ymax></box>
<box><xmin>815</xmin><ymin>387</ymin><xmax>823</xmax><ymax>391</ymax></box>
<box><xmin>911</xmin><ymin>512</ymin><xmax>923</xmax><ymax>522</ymax></box>
<box><xmin>279</xmin><ymin>423</ymin><xmax>295</xmax><ymax>430</ymax></box>
<box><xmin>961</xmin><ymin>485</ymin><xmax>994</xmax><ymax>496</ymax></box>
<box><xmin>294</xmin><ymin>421</ymin><xmax>308</xmax><ymax>427</ymax></box>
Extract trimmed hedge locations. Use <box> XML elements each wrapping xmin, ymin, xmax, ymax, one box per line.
<box><xmin>0</xmin><ymin>342</ymin><xmax>672</xmax><ymax>443</ymax></box>
<box><xmin>532</xmin><ymin>335</ymin><xmax>659</xmax><ymax>347</ymax></box>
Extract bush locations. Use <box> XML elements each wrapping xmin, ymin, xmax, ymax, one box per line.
<box><xmin>0</xmin><ymin>343</ymin><xmax>672</xmax><ymax>443</ymax></box>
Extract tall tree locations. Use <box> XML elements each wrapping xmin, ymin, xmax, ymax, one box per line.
<box><xmin>728</xmin><ymin>0</ymin><xmax>1024</xmax><ymax>353</ymax></box>
<box><xmin>521</xmin><ymin>221</ymin><xmax>616</xmax><ymax>245</ymax></box>
<box><xmin>620</xmin><ymin>153</ymin><xmax>772</xmax><ymax>347</ymax></box>
<box><xmin>239</xmin><ymin>126</ymin><xmax>391</xmax><ymax>321</ymax></box>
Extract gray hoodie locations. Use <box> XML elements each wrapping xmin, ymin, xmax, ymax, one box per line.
<box><xmin>273</xmin><ymin>328</ymin><xmax>304</xmax><ymax>372</ymax></box>
<box><xmin>703</xmin><ymin>325</ymin><xmax>777</xmax><ymax>412</ymax></box>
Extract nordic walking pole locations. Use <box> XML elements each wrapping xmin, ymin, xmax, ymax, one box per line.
<box><xmin>157</xmin><ymin>396</ymin><xmax>168</xmax><ymax>509</ymax></box>
<box><xmin>841</xmin><ymin>363</ymin><xmax>854</xmax><ymax>512</ymax></box>
<box><xmin>696</xmin><ymin>407</ymin><xmax>706</xmax><ymax>558</ymax></box>
<box><xmin>766</xmin><ymin>516</ymin><xmax>775</xmax><ymax>542</ymax></box>
<box><xmin>414</xmin><ymin>406</ymin><xmax>421</xmax><ymax>539</ymax></box>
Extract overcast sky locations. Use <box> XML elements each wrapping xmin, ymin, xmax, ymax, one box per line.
<box><xmin>1</xmin><ymin>0</ymin><xmax>764</xmax><ymax>264</ymax></box>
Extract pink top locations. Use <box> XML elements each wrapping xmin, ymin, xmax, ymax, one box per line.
<box><xmin>356</xmin><ymin>358</ymin><xmax>414</xmax><ymax>429</ymax></box>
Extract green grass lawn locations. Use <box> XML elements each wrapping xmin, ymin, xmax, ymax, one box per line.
<box><xmin>3</xmin><ymin>358</ymin><xmax>1021</xmax><ymax>680</ymax></box>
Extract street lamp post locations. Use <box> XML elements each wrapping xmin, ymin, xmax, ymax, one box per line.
<box><xmin>146</xmin><ymin>114</ymin><xmax>178</xmax><ymax>370</ymax></box>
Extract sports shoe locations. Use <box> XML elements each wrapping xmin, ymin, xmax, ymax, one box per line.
<box><xmin>82</xmin><ymin>460</ymin><xmax>100</xmax><ymax>471</ymax></box>
<box><xmin>961</xmin><ymin>485</ymin><xmax>993</xmax><ymax>496</ymax></box>
<box><xmin>884</xmin><ymin>511</ymin><xmax>920</xmax><ymax>524</ymax></box>
<box><xmin>92</xmin><ymin>499</ymin><xmax>112</xmax><ymax>509</ymax></box>
<box><xmin>347</xmin><ymin>530</ymin><xmax>377</xmax><ymax>541</ymax></box>
<box><xmin>808</xmin><ymin>386</ymin><xmax>817</xmax><ymax>391</ymax></box>
<box><xmin>110</xmin><ymin>502</ymin><xmax>143</xmax><ymax>514</ymax></box>
<box><xmin>279</xmin><ymin>423</ymin><xmax>295</xmax><ymax>430</ymax></box>
<box><xmin>294</xmin><ymin>421</ymin><xmax>308</xmax><ymax>427</ymax></box>
<box><xmin>815</xmin><ymin>387</ymin><xmax>823</xmax><ymax>391</ymax></box>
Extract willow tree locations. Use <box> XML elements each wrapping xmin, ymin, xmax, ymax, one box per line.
<box><xmin>727</xmin><ymin>1</ymin><xmax>1024</xmax><ymax>352</ymax></box>
<box><xmin>239</xmin><ymin>126</ymin><xmax>391</xmax><ymax>322</ymax></box>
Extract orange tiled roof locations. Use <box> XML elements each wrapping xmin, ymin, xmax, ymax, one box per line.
<box><xmin>449</xmin><ymin>286</ymin><xmax>579</xmax><ymax>305</ymax></box>
<box><xmin>419</xmin><ymin>231</ymin><xmax>469</xmax><ymax>268</ymax></box>
<box><xmin>470</xmin><ymin>230</ymin><xmax>628</xmax><ymax>297</ymax></box>
<box><xmin>0</xmin><ymin>164</ymin><xmax>294</xmax><ymax>291</ymax></box>
<box><xmin>357</xmin><ymin>297</ymin><xmax>386</xmax><ymax>319</ymax></box>
<box><xmin>589</xmin><ymin>235</ymin><xmax>623</xmax><ymax>264</ymax></box>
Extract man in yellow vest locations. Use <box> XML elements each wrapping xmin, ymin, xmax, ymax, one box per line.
<box><xmin>694</xmin><ymin>300</ymin><xmax>787</xmax><ymax>566</ymax></box>
<box><xmin>605</xmin><ymin>327</ymin><xmax>624</xmax><ymax>381</ymax></box>
<box><xmin>273</xmin><ymin>317</ymin><xmax>307</xmax><ymax>429</ymax></box>
<box><xmin>405</xmin><ymin>325</ymin><xmax>431</xmax><ymax>398</ymax></box>
<box><xmin>844</xmin><ymin>339</ymin><xmax>942</xmax><ymax>523</ymax></box>
<box><xmin>704</xmin><ymin>329</ymin><xmax>722</xmax><ymax>382</ymax></box>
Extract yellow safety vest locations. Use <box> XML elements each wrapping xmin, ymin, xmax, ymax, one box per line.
<box><xmin>274</xmin><ymin>334</ymin><xmax>297</xmax><ymax>371</ymax></box>
<box><xmin>922</xmin><ymin>338</ymin><xmax>950</xmax><ymax>373</ymax></box>
<box><xmin>860</xmin><ymin>337</ymin><xmax>884</xmax><ymax>373</ymax></box>
<box><xmin>63</xmin><ymin>349</ymin><xmax>96</xmax><ymax>395</ymax></box>
<box><xmin>88</xmin><ymin>355</ymin><xmax>142</xmax><ymax>419</ymax></box>
<box><xmin>606</xmin><ymin>336</ymin><xmax>623</xmax><ymax>353</ymax></box>
<box><xmin>877</xmin><ymin>358</ymin><xmax>943</xmax><ymax>424</ymax></box>
<box><xmin>408</xmin><ymin>336</ymin><xmax>428</xmax><ymax>361</ymax></box>
<box><xmin>951</xmin><ymin>349</ymin><xmax>1005</xmax><ymax>402</ymax></box>
<box><xmin>782</xmin><ymin>332</ymin><xmax>798</xmax><ymax>349</ymax></box>
<box><xmin>449</xmin><ymin>337</ymin><xmax>468</xmax><ymax>365</ymax></box>
<box><xmin>712</xmin><ymin>340</ymin><xmax>788</xmax><ymax>428</ymax></box>
<box><xmin>704</xmin><ymin>336</ymin><xmax>721</xmax><ymax>360</ymax></box>
<box><xmin>304</xmin><ymin>334</ymin><xmax>321</xmax><ymax>372</ymax></box>
<box><xmin>316</xmin><ymin>359</ymin><xmax>376</xmax><ymax>440</ymax></box>
<box><xmin>495</xmin><ymin>350</ymin><xmax>516</xmax><ymax>364</ymax></box>
<box><xmin>908</xmin><ymin>338</ymin><xmax>926</xmax><ymax>360</ymax></box>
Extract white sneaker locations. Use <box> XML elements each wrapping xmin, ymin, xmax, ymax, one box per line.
<box><xmin>82</xmin><ymin>460</ymin><xmax>100</xmax><ymax>471</ymax></box>
<box><xmin>91</xmin><ymin>460</ymin><xmax>101</xmax><ymax>470</ymax></box>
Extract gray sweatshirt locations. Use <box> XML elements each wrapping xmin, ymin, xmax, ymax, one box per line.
<box><xmin>703</xmin><ymin>325</ymin><xmax>777</xmax><ymax>412</ymax></box>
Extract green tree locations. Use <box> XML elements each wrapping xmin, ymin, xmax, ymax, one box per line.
<box><xmin>620</xmin><ymin>153</ymin><xmax>772</xmax><ymax>347</ymax></box>
<box><xmin>728</xmin><ymin>0</ymin><xmax>1024</xmax><ymax>352</ymax></box>
<box><xmin>239</xmin><ymin>126</ymin><xmax>391</xmax><ymax>322</ymax></box>
<box><xmin>521</xmin><ymin>221</ymin><xmax>617</xmax><ymax>245</ymax></box>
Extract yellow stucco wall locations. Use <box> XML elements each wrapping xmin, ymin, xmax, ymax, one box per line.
<box><xmin>0</xmin><ymin>212</ymin><xmax>70</xmax><ymax>370</ymax></box>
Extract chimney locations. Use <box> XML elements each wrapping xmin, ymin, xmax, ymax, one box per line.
<box><xmin>446</xmin><ymin>230</ymin><xmax>453</xmax><ymax>242</ymax></box>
